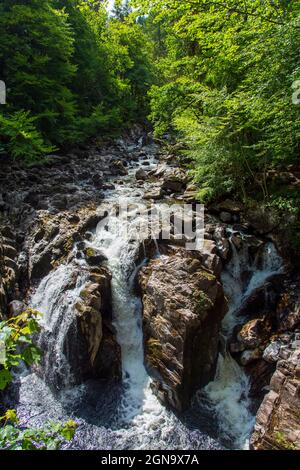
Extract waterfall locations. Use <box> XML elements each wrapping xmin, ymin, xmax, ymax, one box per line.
<box><xmin>31</xmin><ymin>263</ymin><xmax>88</xmax><ymax>389</ymax></box>
<box><xmin>204</xmin><ymin>236</ymin><xmax>283</xmax><ymax>449</ymax></box>
<box><xmin>12</xmin><ymin>144</ymin><xmax>284</xmax><ymax>451</ymax></box>
<box><xmin>89</xmin><ymin>207</ymin><xmax>152</xmax><ymax>421</ymax></box>
<box><xmin>14</xmin><ymin>151</ymin><xmax>221</xmax><ymax>450</ymax></box>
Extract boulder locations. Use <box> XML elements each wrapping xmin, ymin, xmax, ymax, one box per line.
<box><xmin>251</xmin><ymin>346</ymin><xmax>300</xmax><ymax>450</ymax></box>
<box><xmin>83</xmin><ymin>247</ymin><xmax>107</xmax><ymax>266</ymax></box>
<box><xmin>110</xmin><ymin>160</ymin><xmax>128</xmax><ymax>176</ymax></box>
<box><xmin>219</xmin><ymin>211</ymin><xmax>232</xmax><ymax>223</ymax></box>
<box><xmin>102</xmin><ymin>183</ymin><xmax>115</xmax><ymax>190</ymax></box>
<box><xmin>245</xmin><ymin>207</ymin><xmax>279</xmax><ymax>235</ymax></box>
<box><xmin>8</xmin><ymin>300</ymin><xmax>25</xmax><ymax>317</ymax></box>
<box><xmin>213</xmin><ymin>226</ymin><xmax>231</xmax><ymax>262</ymax></box>
<box><xmin>238</xmin><ymin>317</ymin><xmax>272</xmax><ymax>349</ymax></box>
<box><xmin>29</xmin><ymin>207</ymin><xmax>109</xmax><ymax>280</ymax></box>
<box><xmin>217</xmin><ymin>199</ymin><xmax>243</xmax><ymax>213</ymax></box>
<box><xmin>144</xmin><ymin>187</ymin><xmax>163</xmax><ymax>200</ymax></box>
<box><xmin>139</xmin><ymin>254</ymin><xmax>226</xmax><ymax>411</ymax></box>
<box><xmin>263</xmin><ymin>341</ymin><xmax>282</xmax><ymax>363</ymax></box>
<box><xmin>162</xmin><ymin>177</ymin><xmax>186</xmax><ymax>193</ymax></box>
<box><xmin>75</xmin><ymin>267</ymin><xmax>121</xmax><ymax>379</ymax></box>
<box><xmin>199</xmin><ymin>240</ymin><xmax>222</xmax><ymax>276</ymax></box>
<box><xmin>135</xmin><ymin>168</ymin><xmax>147</xmax><ymax>181</ymax></box>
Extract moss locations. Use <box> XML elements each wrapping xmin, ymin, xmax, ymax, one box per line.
<box><xmin>197</xmin><ymin>291</ymin><xmax>213</xmax><ymax>312</ymax></box>
<box><xmin>85</xmin><ymin>247</ymin><xmax>95</xmax><ymax>258</ymax></box>
<box><xmin>80</xmin><ymin>289</ymin><xmax>89</xmax><ymax>300</ymax></box>
<box><xmin>198</xmin><ymin>270</ymin><xmax>215</xmax><ymax>282</ymax></box>
<box><xmin>274</xmin><ymin>432</ymin><xmax>297</xmax><ymax>450</ymax></box>
<box><xmin>63</xmin><ymin>237</ymin><xmax>73</xmax><ymax>254</ymax></box>
<box><xmin>147</xmin><ymin>338</ymin><xmax>164</xmax><ymax>361</ymax></box>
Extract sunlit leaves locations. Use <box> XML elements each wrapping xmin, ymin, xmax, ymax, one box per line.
<box><xmin>141</xmin><ymin>0</ymin><xmax>300</xmax><ymax>203</ymax></box>
<box><xmin>0</xmin><ymin>417</ymin><xmax>77</xmax><ymax>450</ymax></box>
<box><xmin>0</xmin><ymin>308</ymin><xmax>77</xmax><ymax>450</ymax></box>
<box><xmin>0</xmin><ymin>309</ymin><xmax>42</xmax><ymax>390</ymax></box>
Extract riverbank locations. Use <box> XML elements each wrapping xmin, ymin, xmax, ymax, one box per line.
<box><xmin>0</xmin><ymin>129</ymin><xmax>299</xmax><ymax>450</ymax></box>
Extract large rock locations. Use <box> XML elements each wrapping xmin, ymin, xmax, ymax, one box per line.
<box><xmin>200</xmin><ymin>239</ymin><xmax>222</xmax><ymax>277</ymax></box>
<box><xmin>162</xmin><ymin>177</ymin><xmax>186</xmax><ymax>193</ymax></box>
<box><xmin>75</xmin><ymin>267</ymin><xmax>121</xmax><ymax>379</ymax></box>
<box><xmin>244</xmin><ymin>207</ymin><xmax>280</xmax><ymax>235</ymax></box>
<box><xmin>144</xmin><ymin>186</ymin><xmax>163</xmax><ymax>200</ymax></box>
<box><xmin>276</xmin><ymin>283</ymin><xmax>300</xmax><ymax>332</ymax></box>
<box><xmin>139</xmin><ymin>254</ymin><xmax>226</xmax><ymax>411</ymax></box>
<box><xmin>135</xmin><ymin>168</ymin><xmax>148</xmax><ymax>181</ymax></box>
<box><xmin>0</xmin><ymin>227</ymin><xmax>19</xmax><ymax>318</ymax></box>
<box><xmin>110</xmin><ymin>160</ymin><xmax>128</xmax><ymax>176</ymax></box>
<box><xmin>83</xmin><ymin>246</ymin><xmax>107</xmax><ymax>266</ymax></box>
<box><xmin>29</xmin><ymin>206</ymin><xmax>108</xmax><ymax>280</ymax></box>
<box><xmin>250</xmin><ymin>345</ymin><xmax>300</xmax><ymax>450</ymax></box>
<box><xmin>238</xmin><ymin>317</ymin><xmax>272</xmax><ymax>350</ymax></box>
<box><xmin>213</xmin><ymin>226</ymin><xmax>231</xmax><ymax>262</ymax></box>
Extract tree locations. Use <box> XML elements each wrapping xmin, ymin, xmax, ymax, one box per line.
<box><xmin>0</xmin><ymin>0</ymin><xmax>77</xmax><ymax>145</ymax></box>
<box><xmin>135</xmin><ymin>0</ymin><xmax>300</xmax><ymax>203</ymax></box>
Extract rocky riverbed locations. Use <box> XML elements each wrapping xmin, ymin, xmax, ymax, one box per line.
<box><xmin>0</xmin><ymin>128</ymin><xmax>299</xmax><ymax>450</ymax></box>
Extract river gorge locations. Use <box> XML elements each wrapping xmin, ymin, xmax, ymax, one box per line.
<box><xmin>0</xmin><ymin>129</ymin><xmax>299</xmax><ymax>451</ymax></box>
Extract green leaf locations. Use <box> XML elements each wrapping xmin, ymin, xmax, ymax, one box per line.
<box><xmin>0</xmin><ymin>369</ymin><xmax>12</xmax><ymax>390</ymax></box>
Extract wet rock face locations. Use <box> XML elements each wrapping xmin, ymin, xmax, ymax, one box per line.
<box><xmin>28</xmin><ymin>205</ymin><xmax>108</xmax><ymax>281</ymax></box>
<box><xmin>139</xmin><ymin>253</ymin><xmax>227</xmax><ymax>411</ymax></box>
<box><xmin>0</xmin><ymin>226</ymin><xmax>20</xmax><ymax>318</ymax></box>
<box><xmin>250</xmin><ymin>342</ymin><xmax>300</xmax><ymax>450</ymax></box>
<box><xmin>0</xmin><ymin>129</ymin><xmax>148</xmax><ymax>391</ymax></box>
<box><xmin>75</xmin><ymin>267</ymin><xmax>121</xmax><ymax>381</ymax></box>
<box><xmin>276</xmin><ymin>280</ymin><xmax>300</xmax><ymax>332</ymax></box>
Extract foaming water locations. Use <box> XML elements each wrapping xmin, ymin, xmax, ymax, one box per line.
<box><xmin>89</xmin><ymin>201</ymin><xmax>177</xmax><ymax>429</ymax></box>
<box><xmin>203</xmin><ymin>236</ymin><xmax>283</xmax><ymax>449</ymax></box>
<box><xmin>31</xmin><ymin>264</ymin><xmax>88</xmax><ymax>389</ymax></box>
<box><xmin>12</xmin><ymin>147</ymin><xmax>222</xmax><ymax>450</ymax></box>
<box><xmin>11</xmin><ymin>143</ymin><xmax>283</xmax><ymax>450</ymax></box>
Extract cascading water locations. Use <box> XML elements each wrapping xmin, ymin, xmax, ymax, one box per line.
<box><xmin>12</xmin><ymin>147</ymin><xmax>221</xmax><ymax>450</ymax></box>
<box><xmin>31</xmin><ymin>263</ymin><xmax>89</xmax><ymax>389</ymax></box>
<box><xmin>203</xmin><ymin>235</ymin><xmax>283</xmax><ymax>449</ymax></box>
<box><xmin>9</xmin><ymin>142</ymin><xmax>283</xmax><ymax>451</ymax></box>
<box><xmin>89</xmin><ymin>205</ymin><xmax>155</xmax><ymax>422</ymax></box>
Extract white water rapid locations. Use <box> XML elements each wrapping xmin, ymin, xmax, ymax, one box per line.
<box><xmin>12</xmin><ymin>145</ymin><xmax>220</xmax><ymax>450</ymax></box>
<box><xmin>203</xmin><ymin>237</ymin><xmax>283</xmax><ymax>449</ymax></box>
<box><xmin>10</xmin><ymin>141</ymin><xmax>283</xmax><ymax>450</ymax></box>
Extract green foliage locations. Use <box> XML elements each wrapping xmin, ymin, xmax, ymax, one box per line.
<box><xmin>0</xmin><ymin>0</ymin><xmax>78</xmax><ymax>148</ymax></box>
<box><xmin>105</xmin><ymin>16</ymin><xmax>155</xmax><ymax>121</ymax></box>
<box><xmin>275</xmin><ymin>431</ymin><xmax>297</xmax><ymax>450</ymax></box>
<box><xmin>0</xmin><ymin>309</ymin><xmax>77</xmax><ymax>450</ymax></box>
<box><xmin>0</xmin><ymin>111</ymin><xmax>55</xmax><ymax>164</ymax></box>
<box><xmin>136</xmin><ymin>0</ymin><xmax>300</xmax><ymax>204</ymax></box>
<box><xmin>0</xmin><ymin>413</ymin><xmax>76</xmax><ymax>450</ymax></box>
<box><xmin>0</xmin><ymin>0</ymin><xmax>154</xmax><ymax>163</ymax></box>
<box><xmin>0</xmin><ymin>309</ymin><xmax>42</xmax><ymax>390</ymax></box>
